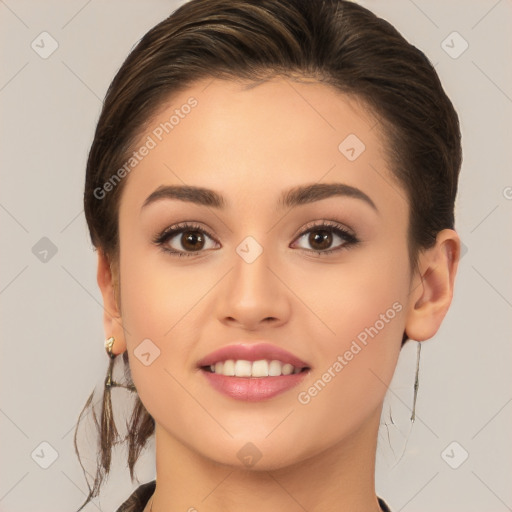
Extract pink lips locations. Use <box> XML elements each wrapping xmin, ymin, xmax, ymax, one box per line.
<box><xmin>197</xmin><ymin>342</ymin><xmax>311</xmax><ymax>402</ymax></box>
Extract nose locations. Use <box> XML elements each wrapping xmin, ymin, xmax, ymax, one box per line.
<box><xmin>215</xmin><ymin>244</ymin><xmax>291</xmax><ymax>331</ymax></box>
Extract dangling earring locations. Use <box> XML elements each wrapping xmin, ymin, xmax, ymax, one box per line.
<box><xmin>104</xmin><ymin>336</ymin><xmax>116</xmax><ymax>386</ymax></box>
<box><xmin>410</xmin><ymin>341</ymin><xmax>422</xmax><ymax>423</ymax></box>
<box><xmin>104</xmin><ymin>337</ymin><xmax>137</xmax><ymax>391</ymax></box>
<box><xmin>100</xmin><ymin>337</ymin><xmax>138</xmax><ymax>473</ymax></box>
<box><xmin>101</xmin><ymin>336</ymin><xmax>119</xmax><ymax>471</ymax></box>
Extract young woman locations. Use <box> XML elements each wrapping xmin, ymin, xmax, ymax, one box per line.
<box><xmin>75</xmin><ymin>0</ymin><xmax>461</xmax><ymax>510</ymax></box>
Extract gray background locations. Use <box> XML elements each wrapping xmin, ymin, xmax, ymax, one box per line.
<box><xmin>1</xmin><ymin>1</ymin><xmax>511</xmax><ymax>511</ymax></box>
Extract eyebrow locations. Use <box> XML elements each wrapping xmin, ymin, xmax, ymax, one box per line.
<box><xmin>142</xmin><ymin>182</ymin><xmax>378</xmax><ymax>213</ymax></box>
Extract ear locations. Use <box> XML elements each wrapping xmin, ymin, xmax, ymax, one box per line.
<box><xmin>97</xmin><ymin>248</ymin><xmax>127</xmax><ymax>355</ymax></box>
<box><xmin>405</xmin><ymin>229</ymin><xmax>460</xmax><ymax>342</ymax></box>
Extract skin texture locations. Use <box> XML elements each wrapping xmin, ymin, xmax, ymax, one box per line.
<box><xmin>97</xmin><ymin>78</ymin><xmax>460</xmax><ymax>512</ymax></box>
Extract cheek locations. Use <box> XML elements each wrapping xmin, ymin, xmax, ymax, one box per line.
<box><xmin>296</xmin><ymin>240</ymin><xmax>410</xmax><ymax>406</ymax></box>
<box><xmin>116</xmin><ymin>234</ymin><xmax>231</xmax><ymax>424</ymax></box>
<box><xmin>117</xmin><ymin>223</ymin><xmax>204</xmax><ymax>343</ymax></box>
<box><xmin>301</xmin><ymin>241</ymin><xmax>409</xmax><ymax>348</ymax></box>
<box><xmin>291</xmin><ymin>260</ymin><xmax>408</xmax><ymax>447</ymax></box>
<box><xmin>117</xmin><ymin>251</ymin><xmax>200</xmax><ymax>431</ymax></box>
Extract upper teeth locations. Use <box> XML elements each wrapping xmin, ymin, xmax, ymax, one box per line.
<box><xmin>209</xmin><ymin>360</ymin><xmax>302</xmax><ymax>377</ymax></box>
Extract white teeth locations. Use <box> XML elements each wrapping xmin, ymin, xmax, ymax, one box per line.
<box><xmin>234</xmin><ymin>360</ymin><xmax>252</xmax><ymax>377</ymax></box>
<box><xmin>223</xmin><ymin>359</ymin><xmax>235</xmax><ymax>376</ymax></box>
<box><xmin>268</xmin><ymin>360</ymin><xmax>282</xmax><ymax>376</ymax></box>
<box><xmin>208</xmin><ymin>359</ymin><xmax>303</xmax><ymax>377</ymax></box>
<box><xmin>251</xmin><ymin>360</ymin><xmax>269</xmax><ymax>377</ymax></box>
<box><xmin>281</xmin><ymin>363</ymin><xmax>294</xmax><ymax>375</ymax></box>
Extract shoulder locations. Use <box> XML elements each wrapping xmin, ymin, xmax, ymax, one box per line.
<box><xmin>115</xmin><ymin>480</ymin><xmax>156</xmax><ymax>512</ymax></box>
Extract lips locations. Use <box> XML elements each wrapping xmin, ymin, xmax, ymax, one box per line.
<box><xmin>197</xmin><ymin>342</ymin><xmax>311</xmax><ymax>401</ymax></box>
<box><xmin>197</xmin><ymin>342</ymin><xmax>310</xmax><ymax>369</ymax></box>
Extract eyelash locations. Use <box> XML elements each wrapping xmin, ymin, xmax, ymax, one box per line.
<box><xmin>153</xmin><ymin>221</ymin><xmax>359</xmax><ymax>258</ymax></box>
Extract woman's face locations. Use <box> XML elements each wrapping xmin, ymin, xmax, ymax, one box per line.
<box><xmin>111</xmin><ymin>77</ymin><xmax>421</xmax><ymax>468</ymax></box>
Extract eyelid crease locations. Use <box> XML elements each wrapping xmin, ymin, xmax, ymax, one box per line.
<box><xmin>152</xmin><ymin>221</ymin><xmax>218</xmax><ymax>245</ymax></box>
<box><xmin>294</xmin><ymin>218</ymin><xmax>356</xmax><ymax>238</ymax></box>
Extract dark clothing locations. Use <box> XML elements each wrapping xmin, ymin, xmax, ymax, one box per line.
<box><xmin>115</xmin><ymin>480</ymin><xmax>156</xmax><ymax>512</ymax></box>
<box><xmin>115</xmin><ymin>480</ymin><xmax>392</xmax><ymax>512</ymax></box>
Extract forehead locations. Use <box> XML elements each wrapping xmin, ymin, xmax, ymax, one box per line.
<box><xmin>119</xmin><ymin>77</ymin><xmax>407</xmax><ymax>221</ymax></box>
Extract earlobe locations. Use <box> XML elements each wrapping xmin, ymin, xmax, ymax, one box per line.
<box><xmin>405</xmin><ymin>229</ymin><xmax>460</xmax><ymax>342</ymax></box>
<box><xmin>97</xmin><ymin>249</ymin><xmax>127</xmax><ymax>355</ymax></box>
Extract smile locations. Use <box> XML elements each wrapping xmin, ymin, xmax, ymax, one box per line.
<box><xmin>197</xmin><ymin>342</ymin><xmax>311</xmax><ymax>401</ymax></box>
<box><xmin>204</xmin><ymin>359</ymin><xmax>306</xmax><ymax>377</ymax></box>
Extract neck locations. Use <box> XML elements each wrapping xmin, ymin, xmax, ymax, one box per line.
<box><xmin>147</xmin><ymin>408</ymin><xmax>384</xmax><ymax>512</ymax></box>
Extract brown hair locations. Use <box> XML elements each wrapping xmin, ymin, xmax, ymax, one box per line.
<box><xmin>76</xmin><ymin>0</ymin><xmax>461</xmax><ymax>509</ymax></box>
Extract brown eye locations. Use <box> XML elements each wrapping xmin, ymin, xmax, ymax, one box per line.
<box><xmin>180</xmin><ymin>230</ymin><xmax>206</xmax><ymax>251</ymax></box>
<box><xmin>154</xmin><ymin>222</ymin><xmax>219</xmax><ymax>257</ymax></box>
<box><xmin>307</xmin><ymin>230</ymin><xmax>333</xmax><ymax>251</ymax></box>
<box><xmin>292</xmin><ymin>222</ymin><xmax>358</xmax><ymax>255</ymax></box>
